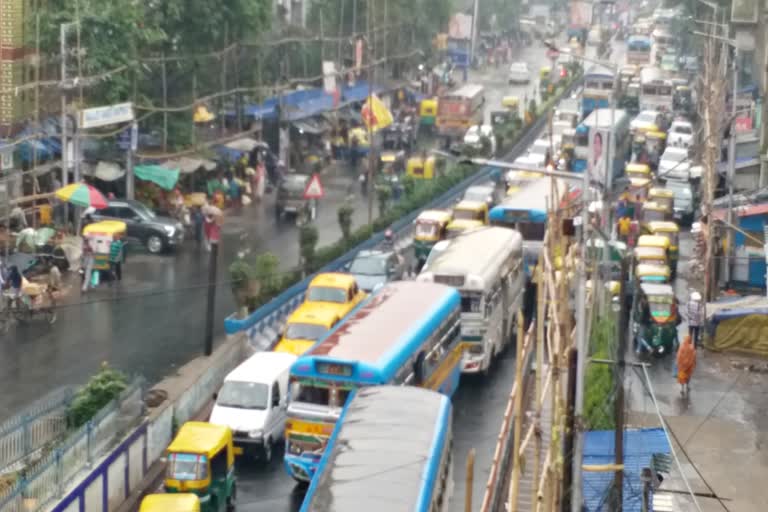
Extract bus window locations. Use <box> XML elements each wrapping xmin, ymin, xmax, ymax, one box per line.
<box><xmin>460</xmin><ymin>292</ymin><xmax>482</xmax><ymax>313</ymax></box>
<box><xmin>518</xmin><ymin>222</ymin><xmax>546</xmax><ymax>241</ymax></box>
<box><xmin>294</xmin><ymin>383</ymin><xmax>330</xmax><ymax>405</ymax></box>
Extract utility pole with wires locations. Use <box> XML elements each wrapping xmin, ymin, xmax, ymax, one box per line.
<box><xmin>365</xmin><ymin>0</ymin><xmax>376</xmax><ymax>226</ymax></box>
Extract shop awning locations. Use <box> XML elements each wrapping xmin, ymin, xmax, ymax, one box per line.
<box><xmin>88</xmin><ymin>161</ymin><xmax>125</xmax><ymax>182</ymax></box>
<box><xmin>134</xmin><ymin>164</ymin><xmax>180</xmax><ymax>190</ymax></box>
<box><xmin>215</xmin><ymin>138</ymin><xmax>268</xmax><ymax>161</ymax></box>
<box><xmin>163</xmin><ymin>156</ymin><xmax>217</xmax><ymax>174</ymax></box>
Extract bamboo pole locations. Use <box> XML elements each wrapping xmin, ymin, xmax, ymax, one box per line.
<box><xmin>465</xmin><ymin>448</ymin><xmax>476</xmax><ymax>512</ymax></box>
<box><xmin>507</xmin><ymin>309</ymin><xmax>527</xmax><ymax>511</ymax></box>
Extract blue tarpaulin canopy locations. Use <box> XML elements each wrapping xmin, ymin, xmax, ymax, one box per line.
<box><xmin>583</xmin><ymin>428</ymin><xmax>671</xmax><ymax>512</ymax></box>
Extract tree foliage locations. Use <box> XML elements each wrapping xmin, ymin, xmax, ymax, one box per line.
<box><xmin>67</xmin><ymin>363</ymin><xmax>128</xmax><ymax>428</ymax></box>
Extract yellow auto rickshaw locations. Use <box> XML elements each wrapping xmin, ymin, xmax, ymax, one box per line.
<box><xmin>413</xmin><ymin>209</ymin><xmax>453</xmax><ymax>265</ymax></box>
<box><xmin>165</xmin><ymin>422</ymin><xmax>239</xmax><ymax>512</ymax></box>
<box><xmin>625</xmin><ymin>162</ymin><xmax>651</xmax><ymax>180</ymax></box>
<box><xmin>445</xmin><ymin>218</ymin><xmax>485</xmax><ymax>237</ymax></box>
<box><xmin>419</xmin><ymin>98</ymin><xmax>438</xmax><ymax>128</ymax></box>
<box><xmin>634</xmin><ymin>246</ymin><xmax>668</xmax><ymax>267</ymax></box>
<box><xmin>635</xmin><ymin>263</ymin><xmax>671</xmax><ymax>283</ymax></box>
<box><xmin>140</xmin><ymin>494</ymin><xmax>201</xmax><ymax>512</ymax></box>
<box><xmin>646</xmin><ymin>220</ymin><xmax>680</xmax><ymax>270</ymax></box>
<box><xmin>82</xmin><ymin>220</ymin><xmax>127</xmax><ymax>287</ymax></box>
<box><xmin>640</xmin><ymin>201</ymin><xmax>671</xmax><ymax>226</ymax></box>
<box><xmin>452</xmin><ymin>200</ymin><xmax>489</xmax><ymax>224</ymax></box>
<box><xmin>406</xmin><ymin>155</ymin><xmax>444</xmax><ymax>180</ymax></box>
<box><xmin>648</xmin><ymin>188</ymin><xmax>674</xmax><ymax>212</ymax></box>
<box><xmin>636</xmin><ymin>235</ymin><xmax>671</xmax><ymax>270</ymax></box>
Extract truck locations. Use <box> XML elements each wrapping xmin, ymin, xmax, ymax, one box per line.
<box><xmin>436</xmin><ymin>83</ymin><xmax>486</xmax><ymax>140</ymax></box>
<box><xmin>568</xmin><ymin>0</ymin><xmax>593</xmax><ymax>43</ymax></box>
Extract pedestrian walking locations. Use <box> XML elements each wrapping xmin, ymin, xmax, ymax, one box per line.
<box><xmin>618</xmin><ymin>215</ymin><xmax>631</xmax><ymax>243</ymax></box>
<box><xmin>676</xmin><ymin>335</ymin><xmax>697</xmax><ymax>396</ymax></box>
<box><xmin>687</xmin><ymin>291</ymin><xmax>703</xmax><ymax>347</ymax></box>
<box><xmin>109</xmin><ymin>235</ymin><xmax>125</xmax><ymax>283</ymax></box>
<box><xmin>81</xmin><ymin>239</ymin><xmax>94</xmax><ymax>292</ymax></box>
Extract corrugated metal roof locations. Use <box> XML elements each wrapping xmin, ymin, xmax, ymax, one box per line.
<box><xmin>583</xmin><ymin>428</ymin><xmax>671</xmax><ymax>511</ymax></box>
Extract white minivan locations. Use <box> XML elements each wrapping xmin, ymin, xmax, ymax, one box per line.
<box><xmin>209</xmin><ymin>351</ymin><xmax>297</xmax><ymax>462</ymax></box>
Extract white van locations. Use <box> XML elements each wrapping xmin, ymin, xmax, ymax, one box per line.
<box><xmin>209</xmin><ymin>351</ymin><xmax>297</xmax><ymax>462</ymax></box>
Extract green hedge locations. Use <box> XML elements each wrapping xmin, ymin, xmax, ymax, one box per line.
<box><xmin>584</xmin><ymin>316</ymin><xmax>616</xmax><ymax>430</ymax></box>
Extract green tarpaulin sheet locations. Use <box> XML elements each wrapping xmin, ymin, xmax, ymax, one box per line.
<box><xmin>134</xmin><ymin>165</ymin><xmax>179</xmax><ymax>190</ymax></box>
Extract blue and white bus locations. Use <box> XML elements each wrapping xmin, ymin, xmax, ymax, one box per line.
<box><xmin>626</xmin><ymin>35</ymin><xmax>652</xmax><ymax>66</ymax></box>
<box><xmin>284</xmin><ymin>281</ymin><xmax>462</xmax><ymax>482</ymax></box>
<box><xmin>572</xmin><ymin>107</ymin><xmax>631</xmax><ymax>177</ymax></box>
<box><xmin>299</xmin><ymin>386</ymin><xmax>453</xmax><ymax>512</ymax></box>
<box><xmin>489</xmin><ymin>177</ymin><xmax>569</xmax><ymax>275</ymax></box>
<box><xmin>581</xmin><ymin>66</ymin><xmax>616</xmax><ymax>118</ymax></box>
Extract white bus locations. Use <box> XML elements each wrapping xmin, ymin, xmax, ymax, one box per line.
<box><xmin>639</xmin><ymin>67</ymin><xmax>674</xmax><ymax>112</ymax></box>
<box><xmin>417</xmin><ymin>227</ymin><xmax>525</xmax><ymax>374</ymax></box>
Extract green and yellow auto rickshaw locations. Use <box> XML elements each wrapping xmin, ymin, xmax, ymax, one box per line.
<box><xmin>633</xmin><ymin>282</ymin><xmax>678</xmax><ymax>357</ymax></box>
<box><xmin>140</xmin><ymin>494</ymin><xmax>201</xmax><ymax>512</ymax></box>
<box><xmin>413</xmin><ymin>209</ymin><xmax>453</xmax><ymax>265</ymax></box>
<box><xmin>165</xmin><ymin>422</ymin><xmax>239</xmax><ymax>512</ymax></box>
<box><xmin>419</xmin><ymin>98</ymin><xmax>438</xmax><ymax>129</ymax></box>
<box><xmin>646</xmin><ymin>220</ymin><xmax>680</xmax><ymax>273</ymax></box>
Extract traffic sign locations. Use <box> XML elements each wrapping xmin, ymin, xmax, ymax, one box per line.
<box><xmin>303</xmin><ymin>173</ymin><xmax>325</xmax><ymax>199</ymax></box>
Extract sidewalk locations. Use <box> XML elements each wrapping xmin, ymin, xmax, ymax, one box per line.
<box><xmin>627</xmin><ymin>349</ymin><xmax>768</xmax><ymax>511</ymax></box>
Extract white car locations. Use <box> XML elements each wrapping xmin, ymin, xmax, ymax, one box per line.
<box><xmin>658</xmin><ymin>146</ymin><xmax>691</xmax><ymax>181</ymax></box>
<box><xmin>668</xmin><ymin>119</ymin><xmax>694</xmax><ymax>148</ymax></box>
<box><xmin>527</xmin><ymin>139</ymin><xmax>553</xmax><ymax>167</ymax></box>
<box><xmin>630</xmin><ymin>110</ymin><xmax>664</xmax><ymax>133</ymax></box>
<box><xmin>508</xmin><ymin>62</ymin><xmax>531</xmax><ymax>85</ymax></box>
<box><xmin>463</xmin><ymin>124</ymin><xmax>497</xmax><ymax>155</ymax></box>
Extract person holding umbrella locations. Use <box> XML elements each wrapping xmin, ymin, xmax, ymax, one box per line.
<box><xmin>202</xmin><ymin>203</ymin><xmax>222</xmax><ymax>252</ymax></box>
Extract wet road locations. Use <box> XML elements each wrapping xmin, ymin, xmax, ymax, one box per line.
<box><xmin>0</xmin><ymin>44</ymin><xmax>545</xmax><ymax>420</ymax></box>
<box><xmin>232</xmin><ymin>42</ymin><xmax>553</xmax><ymax>512</ymax></box>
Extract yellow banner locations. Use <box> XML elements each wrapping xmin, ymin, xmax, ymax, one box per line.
<box><xmin>361</xmin><ymin>94</ymin><xmax>393</xmax><ymax>132</ymax></box>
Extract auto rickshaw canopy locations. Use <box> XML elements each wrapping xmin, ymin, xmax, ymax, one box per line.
<box><xmin>649</xmin><ymin>188</ymin><xmax>674</xmax><ymax>200</ymax></box>
<box><xmin>419</xmin><ymin>98</ymin><xmax>437</xmax><ymax>116</ymax></box>
<box><xmin>540</xmin><ymin>67</ymin><xmax>552</xmax><ymax>78</ymax></box>
<box><xmin>140</xmin><ymin>494</ymin><xmax>201</xmax><ymax>512</ymax></box>
<box><xmin>634</xmin><ymin>245</ymin><xmax>668</xmax><ymax>262</ymax></box>
<box><xmin>636</xmin><ymin>263</ymin><xmax>671</xmax><ymax>282</ymax></box>
<box><xmin>446</xmin><ymin>218</ymin><xmax>484</xmax><ymax>235</ymax></box>
<box><xmin>82</xmin><ymin>220</ymin><xmax>127</xmax><ymax>237</ymax></box>
<box><xmin>646</xmin><ymin>130</ymin><xmax>667</xmax><ymax>141</ymax></box>
<box><xmin>416</xmin><ymin>209</ymin><xmax>453</xmax><ymax>224</ymax></box>
<box><xmin>637</xmin><ymin>234</ymin><xmax>671</xmax><ymax>250</ymax></box>
<box><xmin>642</xmin><ymin>201</ymin><xmax>671</xmax><ymax>215</ymax></box>
<box><xmin>167</xmin><ymin>421</ymin><xmax>235</xmax><ymax>467</ymax></box>
<box><xmin>625</xmin><ymin>163</ymin><xmax>651</xmax><ymax>178</ymax></box>
<box><xmin>646</xmin><ymin>220</ymin><xmax>679</xmax><ymax>234</ymax></box>
<box><xmin>502</xmin><ymin>96</ymin><xmax>520</xmax><ymax>109</ymax></box>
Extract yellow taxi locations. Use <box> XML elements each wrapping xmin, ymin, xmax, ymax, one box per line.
<box><xmin>303</xmin><ymin>272</ymin><xmax>367</xmax><ymax>318</ymax></box>
<box><xmin>273</xmin><ymin>303</ymin><xmax>342</xmax><ymax>356</ymax></box>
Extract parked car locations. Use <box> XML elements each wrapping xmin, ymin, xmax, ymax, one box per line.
<box><xmin>658</xmin><ymin>146</ymin><xmax>691</xmax><ymax>182</ymax></box>
<box><xmin>508</xmin><ymin>62</ymin><xmax>531</xmax><ymax>84</ymax></box>
<box><xmin>665</xmin><ymin>179</ymin><xmax>696</xmax><ymax>225</ymax></box>
<box><xmin>463</xmin><ymin>125</ymin><xmax>497</xmax><ymax>156</ymax></box>
<box><xmin>276</xmin><ymin>173</ymin><xmax>317</xmax><ymax>222</ymax></box>
<box><xmin>92</xmin><ymin>199</ymin><xmax>184</xmax><ymax>254</ymax></box>
<box><xmin>347</xmin><ymin>249</ymin><xmax>406</xmax><ymax>292</ymax></box>
<box><xmin>630</xmin><ymin>110</ymin><xmax>665</xmax><ymax>133</ymax></box>
<box><xmin>668</xmin><ymin>119</ymin><xmax>694</xmax><ymax>148</ymax></box>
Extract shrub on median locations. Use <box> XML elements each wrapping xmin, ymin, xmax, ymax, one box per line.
<box><xmin>67</xmin><ymin>363</ymin><xmax>128</xmax><ymax>428</ymax></box>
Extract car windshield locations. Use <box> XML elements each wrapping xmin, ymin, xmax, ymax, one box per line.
<box><xmin>307</xmin><ymin>286</ymin><xmax>348</xmax><ymax>303</ymax></box>
<box><xmin>216</xmin><ymin>381</ymin><xmax>269</xmax><ymax>409</ymax></box>
<box><xmin>131</xmin><ymin>202</ymin><xmax>156</xmax><ymax>219</ymax></box>
<box><xmin>285</xmin><ymin>322</ymin><xmax>328</xmax><ymax>341</ymax></box>
<box><xmin>415</xmin><ymin>221</ymin><xmax>439</xmax><ymax>238</ymax></box>
<box><xmin>454</xmin><ymin>209</ymin><xmax>482</xmax><ymax>221</ymax></box>
<box><xmin>168</xmin><ymin>453</ymin><xmax>207</xmax><ymax>481</ymax></box>
<box><xmin>662</xmin><ymin>151</ymin><xmax>686</xmax><ymax>163</ymax></box>
<box><xmin>464</xmin><ymin>189</ymin><xmax>491</xmax><ymax>202</ymax></box>
<box><xmin>636</xmin><ymin>112</ymin><xmax>656</xmax><ymax>124</ymax></box>
<box><xmin>349</xmin><ymin>255</ymin><xmax>387</xmax><ymax>275</ymax></box>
